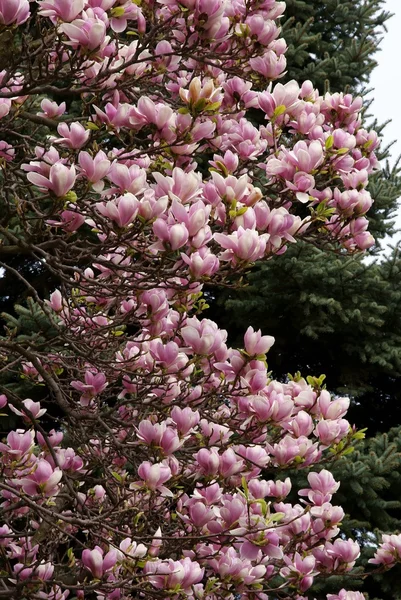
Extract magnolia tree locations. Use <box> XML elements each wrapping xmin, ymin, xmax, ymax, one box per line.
<box><xmin>0</xmin><ymin>1</ymin><xmax>398</xmax><ymax>599</ymax></box>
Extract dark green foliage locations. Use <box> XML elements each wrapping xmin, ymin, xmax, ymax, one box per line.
<box><xmin>280</xmin><ymin>0</ymin><xmax>401</xmax><ymax>241</ymax></box>
<box><xmin>272</xmin><ymin>429</ymin><xmax>401</xmax><ymax>598</ymax></box>
<box><xmin>206</xmin><ymin>2</ymin><xmax>401</xmax><ymax>598</ymax></box>
<box><xmin>0</xmin><ymin>298</ymin><xmax>59</xmax><ymax>436</ymax></box>
<box><xmin>207</xmin><ymin>244</ymin><xmax>401</xmax><ymax>431</ymax></box>
<box><xmin>333</xmin><ymin>428</ymin><xmax>401</xmax><ymax>599</ymax></box>
<box><xmin>282</xmin><ymin>0</ymin><xmax>390</xmax><ymax>93</ymax></box>
<box><xmin>0</xmin><ymin>255</ymin><xmax>55</xmax><ymax>320</ymax></box>
<box><xmin>207</xmin><ymin>0</ymin><xmax>401</xmax><ymax>426</ymax></box>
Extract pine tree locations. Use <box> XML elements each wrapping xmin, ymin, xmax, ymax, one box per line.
<box><xmin>210</xmin><ymin>245</ymin><xmax>401</xmax><ymax>432</ymax></box>
<box><xmin>283</xmin><ymin>0</ymin><xmax>399</xmax><ymax>239</ymax></box>
<box><xmin>208</xmin><ymin>0</ymin><xmax>401</xmax><ymax>429</ymax></box>
<box><xmin>205</xmin><ymin>2</ymin><xmax>401</xmax><ymax>598</ymax></box>
<box><xmin>282</xmin><ymin>0</ymin><xmax>390</xmax><ymax>92</ymax></box>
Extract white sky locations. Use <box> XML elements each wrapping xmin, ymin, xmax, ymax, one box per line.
<box><xmin>369</xmin><ymin>0</ymin><xmax>401</xmax><ymax>162</ymax></box>
<box><xmin>369</xmin><ymin>0</ymin><xmax>401</xmax><ymax>250</ymax></box>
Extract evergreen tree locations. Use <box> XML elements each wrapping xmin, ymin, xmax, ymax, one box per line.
<box><xmin>205</xmin><ymin>2</ymin><xmax>401</xmax><ymax>598</ymax></box>
<box><xmin>282</xmin><ymin>0</ymin><xmax>399</xmax><ymax>239</ymax></box>
<box><xmin>209</xmin><ymin>244</ymin><xmax>401</xmax><ymax>432</ymax></box>
<box><xmin>282</xmin><ymin>0</ymin><xmax>390</xmax><ymax>92</ymax></box>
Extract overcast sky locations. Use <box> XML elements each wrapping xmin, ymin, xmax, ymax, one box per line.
<box><xmin>370</xmin><ymin>0</ymin><xmax>401</xmax><ymax>162</ymax></box>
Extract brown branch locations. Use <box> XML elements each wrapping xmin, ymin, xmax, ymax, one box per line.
<box><xmin>17</xmin><ymin>110</ymin><xmax>59</xmax><ymax>131</ymax></box>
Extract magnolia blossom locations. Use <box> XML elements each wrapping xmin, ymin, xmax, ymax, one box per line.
<box><xmin>9</xmin><ymin>399</ymin><xmax>47</xmax><ymax>420</ymax></box>
<box><xmin>0</xmin><ymin>0</ymin><xmax>386</xmax><ymax>598</ymax></box>
<box><xmin>16</xmin><ymin>459</ymin><xmax>63</xmax><ymax>496</ymax></box>
<box><xmin>144</xmin><ymin>558</ymin><xmax>204</xmax><ymax>592</ymax></box>
<box><xmin>55</xmin><ymin>122</ymin><xmax>90</xmax><ymax>149</ymax></box>
<box><xmin>0</xmin><ymin>0</ymin><xmax>30</xmax><ymax>25</ymax></box>
<box><xmin>26</xmin><ymin>163</ymin><xmax>76</xmax><ymax>197</ymax></box>
<box><xmin>60</xmin><ymin>18</ymin><xmax>107</xmax><ymax>50</ymax></box>
<box><xmin>369</xmin><ymin>534</ymin><xmax>401</xmax><ymax>566</ymax></box>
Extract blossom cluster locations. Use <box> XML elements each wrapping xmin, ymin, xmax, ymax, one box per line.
<box><xmin>0</xmin><ymin>1</ymin><xmax>394</xmax><ymax>600</ymax></box>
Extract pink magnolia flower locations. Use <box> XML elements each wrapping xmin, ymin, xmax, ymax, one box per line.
<box><xmin>38</xmin><ymin>0</ymin><xmax>84</xmax><ymax>22</ymax></box>
<box><xmin>327</xmin><ymin>591</ymin><xmax>365</xmax><ymax>600</ymax></box>
<box><xmin>299</xmin><ymin>469</ymin><xmax>340</xmax><ymax>505</ymax></box>
<box><xmin>180</xmin><ymin>250</ymin><xmax>220</xmax><ymax>278</ymax></box>
<box><xmin>37</xmin><ymin>429</ymin><xmax>64</xmax><ymax>448</ymax></box>
<box><xmin>214</xmin><ymin>227</ymin><xmax>269</xmax><ymax>264</ymax></box>
<box><xmin>153</xmin><ymin>219</ymin><xmax>189</xmax><ymax>251</ymax></box>
<box><xmin>208</xmin><ymin>546</ymin><xmax>267</xmax><ymax>584</ymax></box>
<box><xmin>179</xmin><ymin>77</ymin><xmax>221</xmax><ymax>108</ymax></box>
<box><xmin>245</xmin><ymin>15</ymin><xmax>279</xmax><ymax>46</ymax></box>
<box><xmin>129</xmin><ymin>96</ymin><xmax>170</xmax><ymax>129</ymax></box>
<box><xmin>153</xmin><ymin>167</ymin><xmax>202</xmax><ymax>204</ymax></box>
<box><xmin>35</xmin><ymin>585</ymin><xmax>70</xmax><ymax>600</ymax></box>
<box><xmin>318</xmin><ymin>391</ymin><xmax>349</xmax><ymax>420</ymax></box>
<box><xmin>60</xmin><ymin>18</ymin><xmax>107</xmax><ymax>50</ymax></box>
<box><xmin>71</xmin><ymin>370</ymin><xmax>108</xmax><ymax>405</ymax></box>
<box><xmin>195</xmin><ymin>448</ymin><xmax>220</xmax><ymax>476</ymax></box>
<box><xmin>9</xmin><ymin>399</ymin><xmax>47</xmax><ymax>420</ymax></box>
<box><xmin>17</xmin><ymin>459</ymin><xmax>63</xmax><ymax>496</ymax></box>
<box><xmin>311</xmin><ymin>503</ymin><xmax>345</xmax><ymax>530</ymax></box>
<box><xmin>326</xmin><ymin>538</ymin><xmax>360</xmax><ymax>571</ymax></box>
<box><xmin>93</xmin><ymin>102</ymin><xmax>131</xmax><ymax>130</ymax></box>
<box><xmin>13</xmin><ymin>563</ymin><xmax>33</xmax><ymax>581</ymax></box>
<box><xmin>181</xmin><ymin>318</ymin><xmax>227</xmax><ymax>357</ymax></box>
<box><xmin>219</xmin><ymin>448</ymin><xmax>244</xmax><ymax>478</ymax></box>
<box><xmin>280</xmin><ymin>552</ymin><xmax>317</xmax><ymax>591</ymax></box>
<box><xmin>282</xmin><ymin>410</ymin><xmax>314</xmax><ymax>437</ymax></box>
<box><xmin>267</xmin><ymin>435</ymin><xmax>319</xmax><ymax>466</ymax></box>
<box><xmin>107</xmin><ymin>162</ymin><xmax>147</xmax><ymax>195</ymax></box>
<box><xmin>137</xmin><ymin>420</ymin><xmax>181</xmax><ymax>455</ymax></box>
<box><xmin>170</xmin><ymin>406</ymin><xmax>200</xmax><ymax>435</ymax></box>
<box><xmin>50</xmin><ymin>448</ymin><xmax>84</xmax><ymax>473</ymax></box>
<box><xmin>244</xmin><ymin>326</ymin><xmax>275</xmax><ymax>356</ymax></box>
<box><xmin>46</xmin><ymin>289</ymin><xmax>64</xmax><ymax>313</ymax></box>
<box><xmin>96</xmin><ymin>194</ymin><xmax>139</xmax><ymax>228</ymax></box>
<box><xmin>248</xmin><ymin>477</ymin><xmax>291</xmax><ymax>500</ymax></box>
<box><xmin>194</xmin><ymin>0</ymin><xmax>228</xmax><ymax>39</ymax></box>
<box><xmin>287</xmin><ymin>140</ymin><xmax>324</xmax><ymax>172</ymax></box>
<box><xmin>0</xmin><ymin>429</ymin><xmax>35</xmax><ymax>461</ymax></box>
<box><xmin>0</xmin><ymin>0</ymin><xmax>30</xmax><ymax>25</ymax></box>
<box><xmin>0</xmin><ymin>141</ymin><xmax>15</xmax><ymax>161</ymax></box>
<box><xmin>187</xmin><ymin>501</ymin><xmax>215</xmax><ymax>528</ymax></box>
<box><xmin>0</xmin><ymin>524</ymin><xmax>12</xmax><ymax>546</ymax></box>
<box><xmin>259</xmin><ymin>80</ymin><xmax>300</xmax><ymax>117</ymax></box>
<box><xmin>78</xmin><ymin>150</ymin><xmax>110</xmax><ymax>191</ymax></box>
<box><xmin>149</xmin><ymin>527</ymin><xmax>162</xmax><ymax>557</ymax></box>
<box><xmin>26</xmin><ymin>163</ymin><xmax>76</xmax><ymax>197</ymax></box>
<box><xmin>137</xmin><ymin>461</ymin><xmax>172</xmax><ymax>492</ymax></box>
<box><xmin>38</xmin><ymin>99</ymin><xmax>66</xmax><ymax>119</ymax></box>
<box><xmin>33</xmin><ymin>561</ymin><xmax>55</xmax><ymax>581</ymax></box>
<box><xmin>55</xmin><ymin>122</ymin><xmax>90</xmax><ymax>149</ymax></box>
<box><xmin>49</xmin><ymin>209</ymin><xmax>86</xmax><ymax>232</ymax></box>
<box><xmin>369</xmin><ymin>533</ymin><xmax>401</xmax><ymax>566</ymax></box>
<box><xmin>144</xmin><ymin>557</ymin><xmax>204</xmax><ymax>592</ymax></box>
<box><xmin>249</xmin><ymin>50</ymin><xmax>287</xmax><ymax>79</ymax></box>
<box><xmin>109</xmin><ymin>1</ymin><xmax>145</xmax><ymax>33</ymax></box>
<box><xmin>82</xmin><ymin>546</ymin><xmax>117</xmax><ymax>579</ymax></box>
<box><xmin>0</xmin><ymin>394</ymin><xmax>7</xmax><ymax>409</ymax></box>
<box><xmin>0</xmin><ymin>98</ymin><xmax>11</xmax><ymax>120</ymax></box>
<box><xmin>315</xmin><ymin>418</ymin><xmax>349</xmax><ymax>446</ymax></box>
<box><xmin>118</xmin><ymin>537</ymin><xmax>147</xmax><ymax>560</ymax></box>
